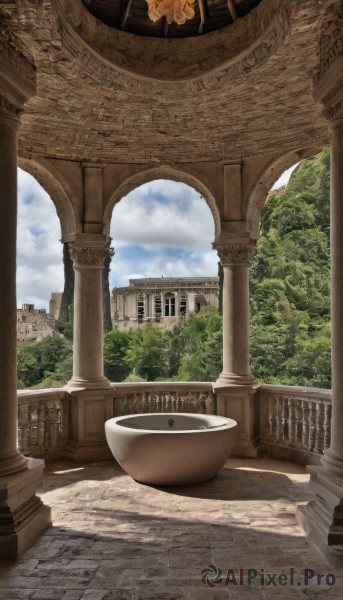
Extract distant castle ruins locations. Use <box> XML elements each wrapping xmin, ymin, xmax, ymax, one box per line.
<box><xmin>17</xmin><ymin>277</ymin><xmax>220</xmax><ymax>341</ymax></box>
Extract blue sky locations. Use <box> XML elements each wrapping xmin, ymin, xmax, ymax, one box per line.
<box><xmin>16</xmin><ymin>166</ymin><xmax>296</xmax><ymax>310</ymax></box>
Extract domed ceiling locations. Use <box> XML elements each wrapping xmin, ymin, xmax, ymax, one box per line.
<box><xmin>81</xmin><ymin>0</ymin><xmax>262</xmax><ymax>38</ymax></box>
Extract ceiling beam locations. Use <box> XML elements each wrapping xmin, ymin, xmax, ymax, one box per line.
<box><xmin>227</xmin><ymin>0</ymin><xmax>238</xmax><ymax>21</ymax></box>
<box><xmin>121</xmin><ymin>0</ymin><xmax>133</xmax><ymax>30</ymax></box>
<box><xmin>198</xmin><ymin>0</ymin><xmax>206</xmax><ymax>34</ymax></box>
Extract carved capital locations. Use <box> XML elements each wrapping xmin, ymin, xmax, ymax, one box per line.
<box><xmin>323</xmin><ymin>99</ymin><xmax>343</xmax><ymax>123</ymax></box>
<box><xmin>0</xmin><ymin>94</ymin><xmax>23</xmax><ymax>122</ymax></box>
<box><xmin>69</xmin><ymin>243</ymin><xmax>112</xmax><ymax>268</ymax></box>
<box><xmin>214</xmin><ymin>243</ymin><xmax>257</xmax><ymax>266</ymax></box>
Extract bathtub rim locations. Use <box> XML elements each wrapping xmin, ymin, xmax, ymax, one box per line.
<box><xmin>105</xmin><ymin>413</ymin><xmax>237</xmax><ymax>434</ymax></box>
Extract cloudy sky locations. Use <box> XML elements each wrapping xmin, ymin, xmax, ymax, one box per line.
<box><xmin>16</xmin><ymin>165</ymin><xmax>296</xmax><ymax>310</ymax></box>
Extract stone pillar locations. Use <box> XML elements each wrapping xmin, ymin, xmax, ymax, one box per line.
<box><xmin>213</xmin><ymin>241</ymin><xmax>260</xmax><ymax>458</ymax></box>
<box><xmin>0</xmin><ymin>48</ymin><xmax>51</xmax><ymax>559</ymax></box>
<box><xmin>0</xmin><ymin>100</ymin><xmax>28</xmax><ymax>477</ymax></box>
<box><xmin>297</xmin><ymin>114</ymin><xmax>343</xmax><ymax>566</ymax></box>
<box><xmin>214</xmin><ymin>242</ymin><xmax>256</xmax><ymax>385</ymax></box>
<box><xmin>68</xmin><ymin>238</ymin><xmax>111</xmax><ymax>389</ymax></box>
<box><xmin>64</xmin><ymin>235</ymin><xmax>114</xmax><ymax>461</ymax></box>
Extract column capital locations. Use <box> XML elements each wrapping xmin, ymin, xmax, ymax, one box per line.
<box><xmin>0</xmin><ymin>94</ymin><xmax>23</xmax><ymax>126</ymax></box>
<box><xmin>0</xmin><ymin>40</ymin><xmax>36</xmax><ymax>126</ymax></box>
<box><xmin>213</xmin><ymin>242</ymin><xmax>257</xmax><ymax>266</ymax></box>
<box><xmin>69</xmin><ymin>241</ymin><xmax>113</xmax><ymax>268</ymax></box>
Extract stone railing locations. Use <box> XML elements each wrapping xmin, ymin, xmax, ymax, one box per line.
<box><xmin>112</xmin><ymin>382</ymin><xmax>216</xmax><ymax>417</ymax></box>
<box><xmin>18</xmin><ymin>389</ymin><xmax>70</xmax><ymax>460</ymax></box>
<box><xmin>259</xmin><ymin>384</ymin><xmax>332</xmax><ymax>464</ymax></box>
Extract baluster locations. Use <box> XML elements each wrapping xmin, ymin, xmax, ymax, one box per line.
<box><xmin>122</xmin><ymin>395</ymin><xmax>129</xmax><ymax>415</ymax></box>
<box><xmin>133</xmin><ymin>392</ymin><xmax>139</xmax><ymax>414</ymax></box>
<box><xmin>308</xmin><ymin>401</ymin><xmax>316</xmax><ymax>452</ymax></box>
<box><xmin>199</xmin><ymin>393</ymin><xmax>206</xmax><ymax>414</ymax></box>
<box><xmin>165</xmin><ymin>392</ymin><xmax>170</xmax><ymax>412</ymax></box>
<box><xmin>176</xmin><ymin>393</ymin><xmax>180</xmax><ymax>412</ymax></box>
<box><xmin>171</xmin><ymin>394</ymin><xmax>176</xmax><ymax>412</ymax></box>
<box><xmin>324</xmin><ymin>402</ymin><xmax>331</xmax><ymax>451</ymax></box>
<box><xmin>268</xmin><ymin>397</ymin><xmax>275</xmax><ymax>440</ymax></box>
<box><xmin>147</xmin><ymin>393</ymin><xmax>152</xmax><ymax>413</ymax></box>
<box><xmin>18</xmin><ymin>403</ymin><xmax>29</xmax><ymax>453</ymax></box>
<box><xmin>155</xmin><ymin>393</ymin><xmax>160</xmax><ymax>413</ymax></box>
<box><xmin>37</xmin><ymin>401</ymin><xmax>45</xmax><ymax>450</ymax></box>
<box><xmin>314</xmin><ymin>401</ymin><xmax>325</xmax><ymax>454</ymax></box>
<box><xmin>294</xmin><ymin>399</ymin><xmax>302</xmax><ymax>447</ymax></box>
<box><xmin>275</xmin><ymin>398</ymin><xmax>283</xmax><ymax>443</ymax></box>
<box><xmin>206</xmin><ymin>391</ymin><xmax>215</xmax><ymax>414</ymax></box>
<box><xmin>282</xmin><ymin>397</ymin><xmax>289</xmax><ymax>444</ymax></box>
<box><xmin>288</xmin><ymin>398</ymin><xmax>296</xmax><ymax>447</ymax></box>
<box><xmin>301</xmin><ymin>399</ymin><xmax>309</xmax><ymax>450</ymax></box>
<box><xmin>29</xmin><ymin>402</ymin><xmax>39</xmax><ymax>448</ymax></box>
<box><xmin>160</xmin><ymin>392</ymin><xmax>165</xmax><ymax>413</ymax></box>
<box><xmin>141</xmin><ymin>392</ymin><xmax>147</xmax><ymax>413</ymax></box>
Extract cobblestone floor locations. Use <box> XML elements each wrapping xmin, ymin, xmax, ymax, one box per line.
<box><xmin>1</xmin><ymin>457</ymin><xmax>343</xmax><ymax>599</ymax></box>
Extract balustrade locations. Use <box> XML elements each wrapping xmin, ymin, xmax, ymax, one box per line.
<box><xmin>17</xmin><ymin>389</ymin><xmax>69</xmax><ymax>459</ymax></box>
<box><xmin>112</xmin><ymin>383</ymin><xmax>215</xmax><ymax>416</ymax></box>
<box><xmin>259</xmin><ymin>385</ymin><xmax>331</xmax><ymax>464</ymax></box>
<box><xmin>16</xmin><ymin>383</ymin><xmax>332</xmax><ymax>465</ymax></box>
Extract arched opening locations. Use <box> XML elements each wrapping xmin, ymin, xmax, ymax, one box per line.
<box><xmin>17</xmin><ymin>168</ymin><xmax>64</xmax><ymax>312</ymax></box>
<box><xmin>249</xmin><ymin>148</ymin><xmax>331</xmax><ymax>389</ymax></box>
<box><xmin>106</xmin><ymin>178</ymin><xmax>222</xmax><ymax>382</ymax></box>
<box><xmin>109</xmin><ymin>178</ymin><xmax>219</xmax><ymax>329</ymax></box>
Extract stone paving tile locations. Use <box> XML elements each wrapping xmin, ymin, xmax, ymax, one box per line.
<box><xmin>1</xmin><ymin>458</ymin><xmax>343</xmax><ymax>599</ymax></box>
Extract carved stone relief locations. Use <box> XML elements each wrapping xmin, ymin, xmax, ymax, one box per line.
<box><xmin>215</xmin><ymin>244</ymin><xmax>257</xmax><ymax>266</ymax></box>
<box><xmin>69</xmin><ymin>244</ymin><xmax>110</xmax><ymax>267</ymax></box>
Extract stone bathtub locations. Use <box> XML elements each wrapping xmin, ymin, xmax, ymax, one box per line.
<box><xmin>105</xmin><ymin>413</ymin><xmax>237</xmax><ymax>485</ymax></box>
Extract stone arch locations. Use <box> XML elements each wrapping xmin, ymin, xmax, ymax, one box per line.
<box><xmin>103</xmin><ymin>165</ymin><xmax>220</xmax><ymax>238</ymax></box>
<box><xmin>18</xmin><ymin>156</ymin><xmax>79</xmax><ymax>238</ymax></box>
<box><xmin>245</xmin><ymin>146</ymin><xmax>322</xmax><ymax>235</ymax></box>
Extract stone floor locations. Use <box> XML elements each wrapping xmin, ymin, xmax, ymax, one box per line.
<box><xmin>1</xmin><ymin>457</ymin><xmax>343</xmax><ymax>600</ymax></box>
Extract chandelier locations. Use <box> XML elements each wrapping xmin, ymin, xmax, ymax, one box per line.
<box><xmin>146</xmin><ymin>0</ymin><xmax>196</xmax><ymax>26</ymax></box>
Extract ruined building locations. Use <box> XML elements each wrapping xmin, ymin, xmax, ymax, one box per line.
<box><xmin>111</xmin><ymin>277</ymin><xmax>219</xmax><ymax>330</ymax></box>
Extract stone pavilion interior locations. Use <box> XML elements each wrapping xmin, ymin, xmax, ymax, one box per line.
<box><xmin>1</xmin><ymin>0</ymin><xmax>343</xmax><ymax>597</ymax></box>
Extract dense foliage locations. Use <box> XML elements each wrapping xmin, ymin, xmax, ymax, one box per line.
<box><xmin>17</xmin><ymin>149</ymin><xmax>331</xmax><ymax>389</ymax></box>
<box><xmin>250</xmin><ymin>148</ymin><xmax>331</xmax><ymax>387</ymax></box>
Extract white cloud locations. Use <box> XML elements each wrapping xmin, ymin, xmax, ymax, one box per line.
<box><xmin>272</xmin><ymin>164</ymin><xmax>299</xmax><ymax>190</ymax></box>
<box><xmin>17</xmin><ymin>169</ymin><xmax>64</xmax><ymax>309</ymax></box>
<box><xmin>111</xmin><ymin>180</ymin><xmax>215</xmax><ymax>252</ymax></box>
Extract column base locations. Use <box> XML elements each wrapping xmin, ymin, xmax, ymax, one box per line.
<box><xmin>0</xmin><ymin>458</ymin><xmax>51</xmax><ymax>559</ymax></box>
<box><xmin>0</xmin><ymin>449</ymin><xmax>28</xmax><ymax>477</ymax></box>
<box><xmin>214</xmin><ymin>382</ymin><xmax>262</xmax><ymax>458</ymax></box>
<box><xmin>64</xmin><ymin>387</ymin><xmax>114</xmax><ymax>462</ymax></box>
<box><xmin>216</xmin><ymin>372</ymin><xmax>257</xmax><ymax>386</ymax></box>
<box><xmin>66</xmin><ymin>376</ymin><xmax>111</xmax><ymax>390</ymax></box>
<box><xmin>296</xmin><ymin>464</ymin><xmax>343</xmax><ymax>568</ymax></box>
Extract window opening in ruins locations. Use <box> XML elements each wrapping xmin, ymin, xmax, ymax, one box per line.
<box><xmin>180</xmin><ymin>292</ymin><xmax>187</xmax><ymax>320</ymax></box>
<box><xmin>137</xmin><ymin>292</ymin><xmax>145</xmax><ymax>322</ymax></box>
<box><xmin>155</xmin><ymin>293</ymin><xmax>162</xmax><ymax>321</ymax></box>
<box><xmin>165</xmin><ymin>294</ymin><xmax>176</xmax><ymax>317</ymax></box>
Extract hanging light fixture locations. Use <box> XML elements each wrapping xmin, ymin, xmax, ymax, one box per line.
<box><xmin>146</xmin><ymin>0</ymin><xmax>196</xmax><ymax>26</ymax></box>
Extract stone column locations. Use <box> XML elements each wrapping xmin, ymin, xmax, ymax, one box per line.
<box><xmin>0</xmin><ymin>98</ymin><xmax>28</xmax><ymax>477</ymax></box>
<box><xmin>64</xmin><ymin>236</ymin><xmax>113</xmax><ymax>461</ymax></box>
<box><xmin>296</xmin><ymin>114</ymin><xmax>343</xmax><ymax>566</ymax></box>
<box><xmin>214</xmin><ymin>242</ymin><xmax>256</xmax><ymax>385</ymax></box>
<box><xmin>213</xmin><ymin>241</ymin><xmax>260</xmax><ymax>458</ymax></box>
<box><xmin>0</xmin><ymin>51</ymin><xmax>51</xmax><ymax>559</ymax></box>
<box><xmin>68</xmin><ymin>238</ymin><xmax>111</xmax><ymax>389</ymax></box>
<box><xmin>321</xmin><ymin>115</ymin><xmax>343</xmax><ymax>475</ymax></box>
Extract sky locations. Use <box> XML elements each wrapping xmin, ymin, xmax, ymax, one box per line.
<box><xmin>16</xmin><ymin>164</ymin><xmax>297</xmax><ymax>310</ymax></box>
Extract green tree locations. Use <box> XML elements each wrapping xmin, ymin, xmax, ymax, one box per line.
<box><xmin>104</xmin><ymin>328</ymin><xmax>131</xmax><ymax>382</ymax></box>
<box><xmin>125</xmin><ymin>326</ymin><xmax>169</xmax><ymax>381</ymax></box>
<box><xmin>250</xmin><ymin>147</ymin><xmax>331</xmax><ymax>387</ymax></box>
